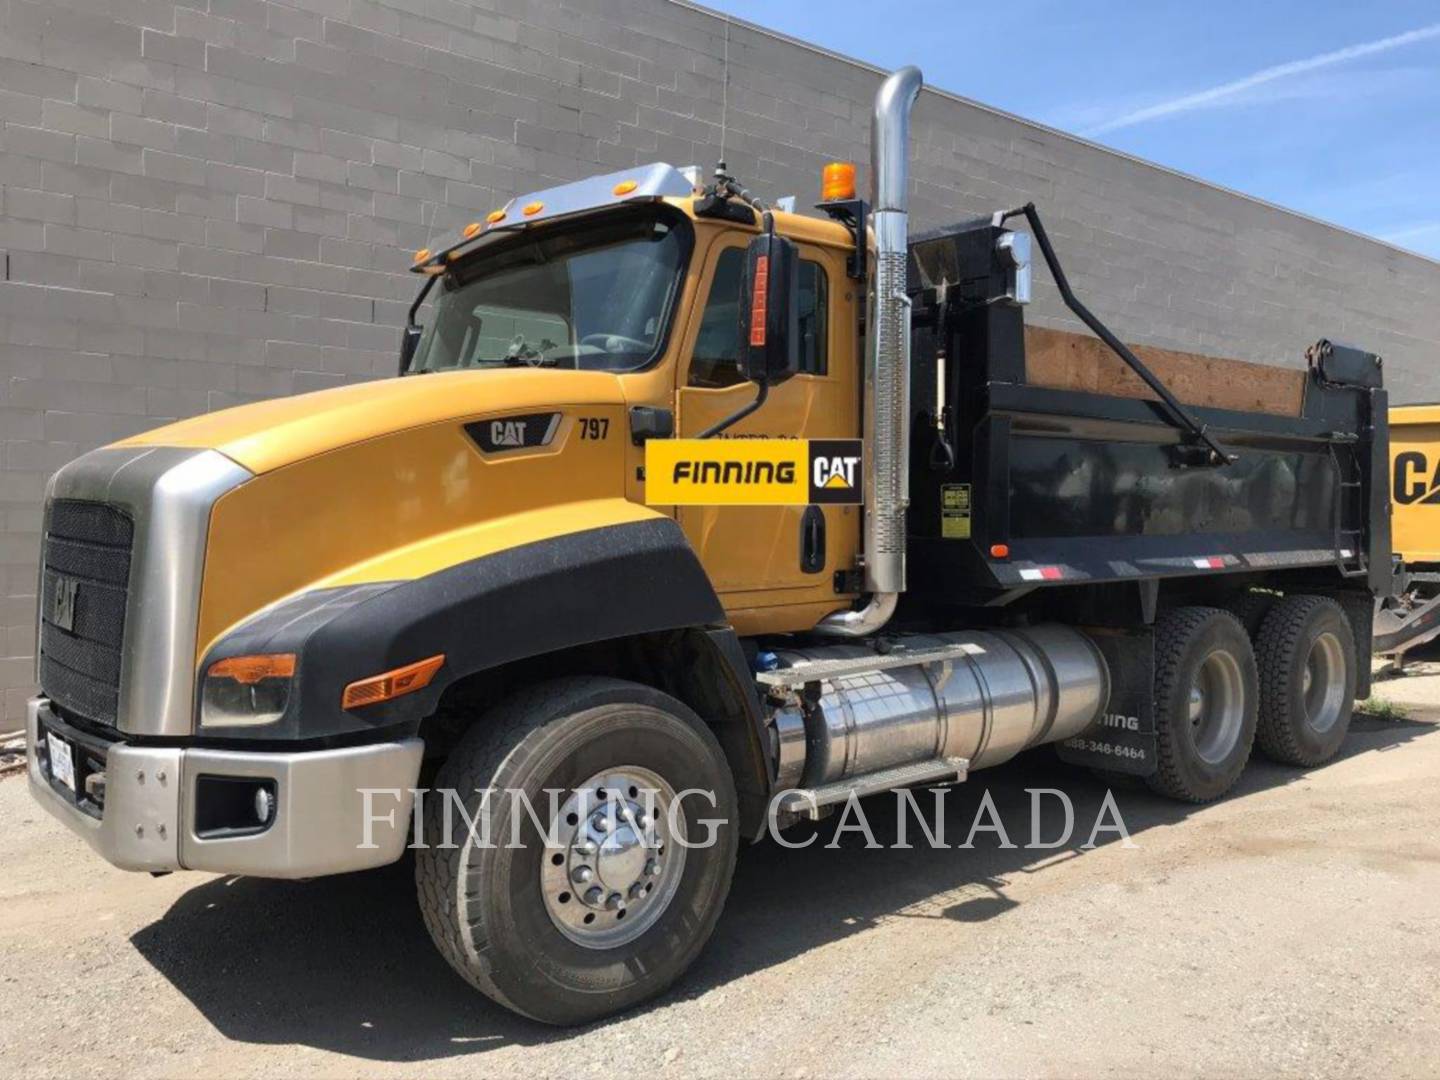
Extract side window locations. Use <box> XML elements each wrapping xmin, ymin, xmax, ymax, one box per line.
<box><xmin>798</xmin><ymin>261</ymin><xmax>828</xmax><ymax>376</ymax></box>
<box><xmin>688</xmin><ymin>248</ymin><xmax>745</xmax><ymax>388</ymax></box>
<box><xmin>688</xmin><ymin>249</ymin><xmax>830</xmax><ymax>387</ymax></box>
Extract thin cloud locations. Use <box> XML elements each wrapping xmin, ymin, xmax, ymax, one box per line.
<box><xmin>1381</xmin><ymin>221</ymin><xmax>1440</xmax><ymax>243</ymax></box>
<box><xmin>1083</xmin><ymin>22</ymin><xmax>1440</xmax><ymax>136</ymax></box>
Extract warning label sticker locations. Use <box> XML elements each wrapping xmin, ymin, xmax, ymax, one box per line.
<box><xmin>941</xmin><ymin>483</ymin><xmax>971</xmax><ymax>539</ymax></box>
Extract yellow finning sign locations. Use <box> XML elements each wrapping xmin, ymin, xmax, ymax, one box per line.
<box><xmin>646</xmin><ymin>439</ymin><xmax>863</xmax><ymax>506</ymax></box>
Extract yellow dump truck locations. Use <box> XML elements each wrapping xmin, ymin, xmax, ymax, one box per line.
<box><xmin>28</xmin><ymin>67</ymin><xmax>1392</xmax><ymax>1024</ymax></box>
<box><xmin>1376</xmin><ymin>404</ymin><xmax>1440</xmax><ymax>663</ymax></box>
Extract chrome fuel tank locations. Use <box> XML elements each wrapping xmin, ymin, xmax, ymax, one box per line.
<box><xmin>769</xmin><ymin>625</ymin><xmax>1108</xmax><ymax>790</ymax></box>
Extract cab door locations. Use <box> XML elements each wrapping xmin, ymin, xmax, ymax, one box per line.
<box><xmin>674</xmin><ymin>232</ymin><xmax>860</xmax><ymax>634</ymax></box>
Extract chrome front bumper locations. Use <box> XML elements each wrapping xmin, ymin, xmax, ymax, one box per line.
<box><xmin>27</xmin><ymin>697</ymin><xmax>423</xmax><ymax>878</ymax></box>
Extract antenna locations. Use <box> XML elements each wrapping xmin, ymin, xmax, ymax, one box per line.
<box><xmin>421</xmin><ymin>197</ymin><xmax>439</xmax><ymax>262</ymax></box>
<box><xmin>718</xmin><ymin>16</ymin><xmax>730</xmax><ymax>170</ymax></box>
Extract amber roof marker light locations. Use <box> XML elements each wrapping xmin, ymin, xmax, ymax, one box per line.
<box><xmin>821</xmin><ymin>161</ymin><xmax>857</xmax><ymax>202</ymax></box>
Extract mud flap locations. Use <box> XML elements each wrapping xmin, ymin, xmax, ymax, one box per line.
<box><xmin>1056</xmin><ymin>628</ymin><xmax>1157</xmax><ymax>777</ymax></box>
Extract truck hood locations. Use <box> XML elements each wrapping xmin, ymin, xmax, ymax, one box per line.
<box><xmin>114</xmin><ymin>369</ymin><xmax>629</xmax><ymax>475</ymax></box>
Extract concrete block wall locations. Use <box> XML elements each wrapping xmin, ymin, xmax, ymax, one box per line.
<box><xmin>3</xmin><ymin>0</ymin><xmax>1439</xmax><ymax>728</ymax></box>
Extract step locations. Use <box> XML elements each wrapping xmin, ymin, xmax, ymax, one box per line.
<box><xmin>755</xmin><ymin>642</ymin><xmax>983</xmax><ymax>689</ymax></box>
<box><xmin>774</xmin><ymin>756</ymin><xmax>971</xmax><ymax>818</ymax></box>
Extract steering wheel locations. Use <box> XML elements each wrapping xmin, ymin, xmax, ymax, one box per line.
<box><xmin>580</xmin><ymin>333</ymin><xmax>650</xmax><ymax>353</ymax></box>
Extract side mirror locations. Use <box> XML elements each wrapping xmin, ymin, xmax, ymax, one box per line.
<box><xmin>737</xmin><ymin>230</ymin><xmax>800</xmax><ymax>386</ymax></box>
<box><xmin>399</xmin><ymin>324</ymin><xmax>423</xmax><ymax>374</ymax></box>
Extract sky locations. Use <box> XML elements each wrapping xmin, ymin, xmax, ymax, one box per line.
<box><xmin>702</xmin><ymin>0</ymin><xmax>1440</xmax><ymax>260</ymax></box>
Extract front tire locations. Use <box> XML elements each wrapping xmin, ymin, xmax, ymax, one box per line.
<box><xmin>1147</xmin><ymin>607</ymin><xmax>1259</xmax><ymax>803</ymax></box>
<box><xmin>1254</xmin><ymin>595</ymin><xmax>1356</xmax><ymax>766</ymax></box>
<box><xmin>415</xmin><ymin>677</ymin><xmax>738</xmax><ymax>1026</ymax></box>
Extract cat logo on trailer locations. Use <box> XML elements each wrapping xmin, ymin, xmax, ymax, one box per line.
<box><xmin>1394</xmin><ymin>451</ymin><xmax>1440</xmax><ymax>505</ymax></box>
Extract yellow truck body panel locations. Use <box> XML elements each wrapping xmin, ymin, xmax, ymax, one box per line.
<box><xmin>1391</xmin><ymin>404</ymin><xmax>1440</xmax><ymax>566</ymax></box>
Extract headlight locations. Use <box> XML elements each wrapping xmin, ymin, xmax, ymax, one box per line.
<box><xmin>200</xmin><ymin>654</ymin><xmax>296</xmax><ymax>727</ymax></box>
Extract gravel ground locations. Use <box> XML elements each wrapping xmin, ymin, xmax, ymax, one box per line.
<box><xmin>3</xmin><ymin>704</ymin><xmax>1439</xmax><ymax>1079</ymax></box>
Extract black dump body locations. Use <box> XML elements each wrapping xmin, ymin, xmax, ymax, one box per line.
<box><xmin>902</xmin><ymin>218</ymin><xmax>1392</xmax><ymax>622</ymax></box>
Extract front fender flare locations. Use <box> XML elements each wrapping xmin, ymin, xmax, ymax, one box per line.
<box><xmin>200</xmin><ymin>516</ymin><xmax>728</xmax><ymax>741</ymax></box>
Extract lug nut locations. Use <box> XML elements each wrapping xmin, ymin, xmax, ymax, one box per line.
<box><xmin>571</xmin><ymin>865</ymin><xmax>594</xmax><ymax>884</ymax></box>
<box><xmin>584</xmin><ymin>886</ymin><xmax>604</xmax><ymax>906</ymax></box>
<box><xmin>605</xmin><ymin>892</ymin><xmax>623</xmax><ymax>910</ymax></box>
<box><xmin>629</xmin><ymin>882</ymin><xmax>645</xmax><ymax>899</ymax></box>
<box><xmin>590</xmin><ymin>811</ymin><xmax>610</xmax><ymax>833</ymax></box>
<box><xmin>574</xmin><ymin>839</ymin><xmax>597</xmax><ymax>856</ymax></box>
<box><xmin>645</xmin><ymin>858</ymin><xmax>660</xmax><ymax>876</ymax></box>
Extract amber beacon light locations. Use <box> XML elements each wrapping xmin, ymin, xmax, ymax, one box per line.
<box><xmin>821</xmin><ymin>161</ymin><xmax>857</xmax><ymax>201</ymax></box>
<box><xmin>342</xmin><ymin>654</ymin><xmax>446</xmax><ymax>709</ymax></box>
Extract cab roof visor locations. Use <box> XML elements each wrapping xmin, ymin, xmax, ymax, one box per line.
<box><xmin>410</xmin><ymin>162</ymin><xmax>695</xmax><ymax>272</ymax></box>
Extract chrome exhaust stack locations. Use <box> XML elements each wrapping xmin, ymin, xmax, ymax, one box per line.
<box><xmin>818</xmin><ymin>65</ymin><xmax>923</xmax><ymax>637</ymax></box>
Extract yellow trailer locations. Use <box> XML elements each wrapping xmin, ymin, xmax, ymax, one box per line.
<box><xmin>1376</xmin><ymin>404</ymin><xmax>1440</xmax><ymax>663</ymax></box>
<box><xmin>1391</xmin><ymin>404</ymin><xmax>1440</xmax><ymax>564</ymax></box>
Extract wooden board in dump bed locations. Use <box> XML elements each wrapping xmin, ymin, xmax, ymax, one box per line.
<box><xmin>1024</xmin><ymin>326</ymin><xmax>1306</xmax><ymax>418</ymax></box>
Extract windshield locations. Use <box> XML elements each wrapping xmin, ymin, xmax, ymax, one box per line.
<box><xmin>408</xmin><ymin>207</ymin><xmax>690</xmax><ymax>374</ymax></box>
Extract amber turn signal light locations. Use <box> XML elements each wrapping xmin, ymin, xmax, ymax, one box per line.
<box><xmin>462</xmin><ymin>221</ymin><xmax>482</xmax><ymax>238</ymax></box>
<box><xmin>342</xmin><ymin>654</ymin><xmax>445</xmax><ymax>710</ymax></box>
<box><xmin>821</xmin><ymin>161</ymin><xmax>857</xmax><ymax>202</ymax></box>
<box><xmin>612</xmin><ymin>179</ymin><xmax>638</xmax><ymax>196</ymax></box>
<box><xmin>486</xmin><ymin>209</ymin><xmax>506</xmax><ymax>225</ymax></box>
<box><xmin>208</xmin><ymin>654</ymin><xmax>296</xmax><ymax>685</ymax></box>
<box><xmin>522</xmin><ymin>201</ymin><xmax>544</xmax><ymax>216</ymax></box>
<box><xmin>748</xmin><ymin>254</ymin><xmax>770</xmax><ymax>347</ymax></box>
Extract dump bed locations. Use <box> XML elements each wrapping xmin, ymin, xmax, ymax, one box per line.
<box><xmin>903</xmin><ymin>217</ymin><xmax>1392</xmax><ymax>606</ymax></box>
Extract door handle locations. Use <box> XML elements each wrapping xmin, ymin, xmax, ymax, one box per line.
<box><xmin>800</xmin><ymin>505</ymin><xmax>826</xmax><ymax>574</ymax></box>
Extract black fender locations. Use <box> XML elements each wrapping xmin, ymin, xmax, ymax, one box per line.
<box><xmin>197</xmin><ymin>518</ymin><xmax>738</xmax><ymax>744</ymax></box>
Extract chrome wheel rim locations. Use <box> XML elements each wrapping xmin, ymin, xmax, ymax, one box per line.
<box><xmin>1189</xmin><ymin>648</ymin><xmax>1245</xmax><ymax>765</ymax></box>
<box><xmin>1303</xmin><ymin>631</ymin><xmax>1346</xmax><ymax>734</ymax></box>
<box><xmin>541</xmin><ymin>766</ymin><xmax>686</xmax><ymax>950</ymax></box>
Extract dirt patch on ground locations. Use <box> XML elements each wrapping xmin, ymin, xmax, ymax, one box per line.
<box><xmin>2</xmin><ymin>704</ymin><xmax>1438</xmax><ymax>1078</ymax></box>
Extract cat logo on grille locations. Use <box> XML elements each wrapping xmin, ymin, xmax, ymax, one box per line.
<box><xmin>51</xmin><ymin>576</ymin><xmax>78</xmax><ymax>633</ymax></box>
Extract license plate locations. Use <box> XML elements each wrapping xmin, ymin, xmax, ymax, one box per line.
<box><xmin>46</xmin><ymin>732</ymin><xmax>75</xmax><ymax>792</ymax></box>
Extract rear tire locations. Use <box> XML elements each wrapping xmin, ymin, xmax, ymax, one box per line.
<box><xmin>1254</xmin><ymin>595</ymin><xmax>1356</xmax><ymax>766</ymax></box>
<box><xmin>1147</xmin><ymin>607</ymin><xmax>1258</xmax><ymax>803</ymax></box>
<box><xmin>1223</xmin><ymin>589</ymin><xmax>1278</xmax><ymax>639</ymax></box>
<box><xmin>415</xmin><ymin>677</ymin><xmax>738</xmax><ymax>1026</ymax></box>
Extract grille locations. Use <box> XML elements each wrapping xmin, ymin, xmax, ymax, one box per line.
<box><xmin>39</xmin><ymin>500</ymin><xmax>135</xmax><ymax>726</ymax></box>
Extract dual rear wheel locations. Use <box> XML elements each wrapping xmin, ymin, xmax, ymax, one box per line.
<box><xmin>1148</xmin><ymin>595</ymin><xmax>1357</xmax><ymax>802</ymax></box>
